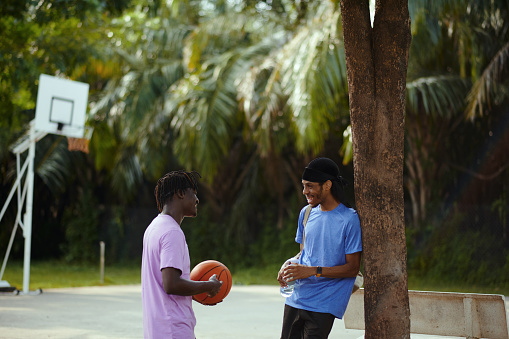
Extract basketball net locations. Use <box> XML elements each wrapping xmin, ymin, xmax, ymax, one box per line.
<box><xmin>67</xmin><ymin>137</ymin><xmax>90</xmax><ymax>154</ymax></box>
<box><xmin>67</xmin><ymin>127</ymin><xmax>93</xmax><ymax>154</ymax></box>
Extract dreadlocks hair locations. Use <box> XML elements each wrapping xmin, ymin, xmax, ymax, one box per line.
<box><xmin>319</xmin><ymin>179</ymin><xmax>352</xmax><ymax>208</ymax></box>
<box><xmin>154</xmin><ymin>170</ymin><xmax>201</xmax><ymax>213</ymax></box>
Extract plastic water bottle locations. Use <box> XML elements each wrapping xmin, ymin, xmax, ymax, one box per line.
<box><xmin>280</xmin><ymin>257</ymin><xmax>299</xmax><ymax>297</ymax></box>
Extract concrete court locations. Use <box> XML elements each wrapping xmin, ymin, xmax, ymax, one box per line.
<box><xmin>0</xmin><ymin>284</ymin><xmax>498</xmax><ymax>339</ymax></box>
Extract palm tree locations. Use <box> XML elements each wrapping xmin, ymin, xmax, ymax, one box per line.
<box><xmin>403</xmin><ymin>0</ymin><xmax>509</xmax><ymax>228</ymax></box>
<box><xmin>91</xmin><ymin>1</ymin><xmax>352</xmax><ymax>234</ymax></box>
<box><xmin>89</xmin><ymin>0</ymin><xmax>509</xmax><ymax>243</ymax></box>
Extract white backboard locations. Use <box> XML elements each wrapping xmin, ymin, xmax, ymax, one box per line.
<box><xmin>34</xmin><ymin>74</ymin><xmax>89</xmax><ymax>138</ymax></box>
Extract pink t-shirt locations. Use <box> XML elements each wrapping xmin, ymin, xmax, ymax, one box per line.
<box><xmin>141</xmin><ymin>214</ymin><xmax>196</xmax><ymax>339</ymax></box>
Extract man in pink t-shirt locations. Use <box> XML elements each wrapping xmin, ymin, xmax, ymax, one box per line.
<box><xmin>142</xmin><ymin>170</ymin><xmax>222</xmax><ymax>339</ymax></box>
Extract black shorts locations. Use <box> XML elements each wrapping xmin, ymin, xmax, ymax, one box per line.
<box><xmin>280</xmin><ymin>304</ymin><xmax>335</xmax><ymax>339</ymax></box>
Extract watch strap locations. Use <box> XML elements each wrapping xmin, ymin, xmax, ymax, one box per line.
<box><xmin>316</xmin><ymin>266</ymin><xmax>322</xmax><ymax>277</ymax></box>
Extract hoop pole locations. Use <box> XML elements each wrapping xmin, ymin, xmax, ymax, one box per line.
<box><xmin>0</xmin><ymin>139</ymin><xmax>30</xmax><ymax>282</ymax></box>
<box><xmin>16</xmin><ymin>153</ymin><xmax>21</xmax><ymax>217</ymax></box>
<box><xmin>22</xmin><ymin>126</ymin><xmax>36</xmax><ymax>294</ymax></box>
<box><xmin>0</xmin><ymin>222</ymin><xmax>19</xmax><ymax>281</ymax></box>
<box><xmin>0</xmin><ymin>156</ymin><xmax>29</xmax><ymax>223</ymax></box>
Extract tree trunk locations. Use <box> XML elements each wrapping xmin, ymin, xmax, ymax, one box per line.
<box><xmin>340</xmin><ymin>0</ymin><xmax>411</xmax><ymax>337</ymax></box>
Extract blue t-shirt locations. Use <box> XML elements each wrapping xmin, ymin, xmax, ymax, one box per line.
<box><xmin>285</xmin><ymin>204</ymin><xmax>362</xmax><ymax>319</ymax></box>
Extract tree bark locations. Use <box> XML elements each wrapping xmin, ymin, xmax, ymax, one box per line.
<box><xmin>340</xmin><ymin>0</ymin><xmax>411</xmax><ymax>337</ymax></box>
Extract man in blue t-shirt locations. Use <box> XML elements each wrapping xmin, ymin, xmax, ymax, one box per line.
<box><xmin>277</xmin><ymin>158</ymin><xmax>362</xmax><ymax>339</ymax></box>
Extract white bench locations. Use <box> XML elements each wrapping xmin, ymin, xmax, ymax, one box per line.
<box><xmin>344</xmin><ymin>289</ymin><xmax>509</xmax><ymax>338</ymax></box>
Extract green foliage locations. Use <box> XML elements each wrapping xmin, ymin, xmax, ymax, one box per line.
<box><xmin>491</xmin><ymin>191</ymin><xmax>508</xmax><ymax>231</ymax></box>
<box><xmin>408</xmin><ymin>207</ymin><xmax>509</xmax><ymax>291</ymax></box>
<box><xmin>0</xmin><ymin>16</ymin><xmax>38</xmax><ymax>158</ymax></box>
<box><xmin>248</xmin><ymin>209</ymin><xmax>301</xmax><ymax>268</ymax></box>
<box><xmin>183</xmin><ymin>199</ymin><xmax>302</xmax><ymax>272</ymax></box>
<box><xmin>99</xmin><ymin>205</ymin><xmax>128</xmax><ymax>263</ymax></box>
<box><xmin>181</xmin><ymin>206</ymin><xmax>229</xmax><ymax>267</ymax></box>
<box><xmin>61</xmin><ymin>188</ymin><xmax>100</xmax><ymax>263</ymax></box>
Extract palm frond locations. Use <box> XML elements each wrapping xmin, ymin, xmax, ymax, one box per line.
<box><xmin>406</xmin><ymin>75</ymin><xmax>470</xmax><ymax>118</ymax></box>
<box><xmin>161</xmin><ymin>13</ymin><xmax>291</xmax><ymax>178</ymax></box>
<box><xmin>110</xmin><ymin>145</ymin><xmax>143</xmax><ymax>201</ymax></box>
<box><xmin>409</xmin><ymin>0</ymin><xmax>473</xmax><ymax>18</ymax></box>
<box><xmin>278</xmin><ymin>4</ymin><xmax>348</xmax><ymax>153</ymax></box>
<box><xmin>163</xmin><ymin>66</ymin><xmax>235</xmax><ymax>177</ymax></box>
<box><xmin>235</xmin><ymin>33</ymin><xmax>292</xmax><ymax>156</ymax></box>
<box><xmin>36</xmin><ymin>137</ymin><xmax>73</xmax><ymax>194</ymax></box>
<box><xmin>465</xmin><ymin>41</ymin><xmax>509</xmax><ymax>120</ymax></box>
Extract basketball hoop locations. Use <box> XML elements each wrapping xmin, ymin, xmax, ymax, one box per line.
<box><xmin>4</xmin><ymin>74</ymin><xmax>91</xmax><ymax>295</ymax></box>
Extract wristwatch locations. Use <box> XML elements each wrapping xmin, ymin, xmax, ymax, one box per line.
<box><xmin>316</xmin><ymin>266</ymin><xmax>322</xmax><ymax>277</ymax></box>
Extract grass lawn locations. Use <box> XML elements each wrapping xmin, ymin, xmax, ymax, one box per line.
<box><xmin>2</xmin><ymin>261</ymin><xmax>508</xmax><ymax>296</ymax></box>
<box><xmin>407</xmin><ymin>275</ymin><xmax>509</xmax><ymax>296</ymax></box>
<box><xmin>2</xmin><ymin>261</ymin><xmax>142</xmax><ymax>289</ymax></box>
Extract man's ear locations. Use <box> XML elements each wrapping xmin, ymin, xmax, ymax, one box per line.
<box><xmin>176</xmin><ymin>189</ymin><xmax>185</xmax><ymax>199</ymax></box>
<box><xmin>324</xmin><ymin>180</ymin><xmax>332</xmax><ymax>191</ymax></box>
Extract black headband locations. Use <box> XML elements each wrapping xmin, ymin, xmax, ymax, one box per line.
<box><xmin>302</xmin><ymin>159</ymin><xmax>348</xmax><ymax>187</ymax></box>
<box><xmin>302</xmin><ymin>166</ymin><xmax>338</xmax><ymax>183</ymax></box>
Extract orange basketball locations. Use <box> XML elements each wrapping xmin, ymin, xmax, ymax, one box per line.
<box><xmin>190</xmin><ymin>260</ymin><xmax>232</xmax><ymax>305</ymax></box>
